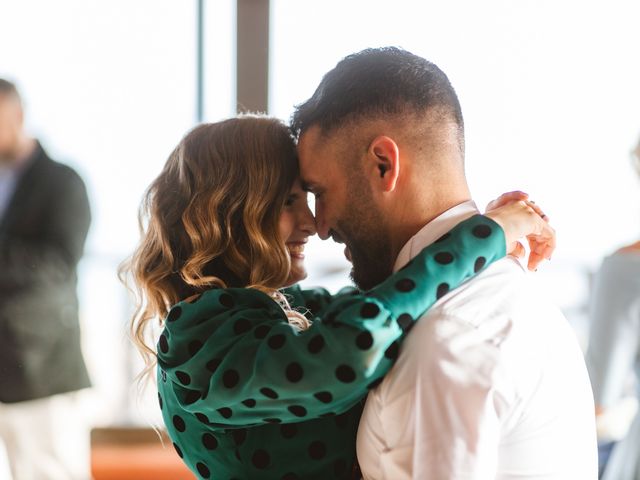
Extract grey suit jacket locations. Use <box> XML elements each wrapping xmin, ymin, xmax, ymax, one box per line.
<box><xmin>0</xmin><ymin>142</ymin><xmax>91</xmax><ymax>402</ymax></box>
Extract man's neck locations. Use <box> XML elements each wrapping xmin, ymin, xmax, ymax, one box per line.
<box><xmin>389</xmin><ymin>190</ymin><xmax>472</xmax><ymax>263</ymax></box>
<box><xmin>0</xmin><ymin>137</ymin><xmax>35</xmax><ymax>168</ymax></box>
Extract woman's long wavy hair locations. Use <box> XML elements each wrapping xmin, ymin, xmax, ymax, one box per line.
<box><xmin>121</xmin><ymin>116</ymin><xmax>308</xmax><ymax>381</ymax></box>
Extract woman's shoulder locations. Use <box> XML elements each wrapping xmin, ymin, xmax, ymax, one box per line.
<box><xmin>615</xmin><ymin>240</ymin><xmax>640</xmax><ymax>255</ymax></box>
<box><xmin>165</xmin><ymin>287</ymin><xmax>286</xmax><ymax>327</ymax></box>
<box><xmin>596</xmin><ymin>243</ymin><xmax>640</xmax><ymax>286</ymax></box>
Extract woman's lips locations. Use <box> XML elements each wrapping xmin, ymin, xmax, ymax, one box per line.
<box><xmin>287</xmin><ymin>242</ymin><xmax>306</xmax><ymax>259</ymax></box>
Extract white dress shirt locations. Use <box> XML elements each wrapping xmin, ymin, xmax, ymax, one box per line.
<box><xmin>356</xmin><ymin>201</ymin><xmax>598</xmax><ymax>480</ymax></box>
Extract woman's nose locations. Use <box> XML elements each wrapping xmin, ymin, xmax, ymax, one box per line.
<box><xmin>298</xmin><ymin>205</ymin><xmax>317</xmax><ymax>236</ymax></box>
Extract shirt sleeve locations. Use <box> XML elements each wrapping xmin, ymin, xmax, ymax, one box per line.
<box><xmin>157</xmin><ymin>214</ymin><xmax>506</xmax><ymax>427</ymax></box>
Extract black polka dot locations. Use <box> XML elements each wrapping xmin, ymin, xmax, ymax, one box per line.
<box><xmin>334</xmin><ymin>458</ymin><xmax>348</xmax><ymax>476</ymax></box>
<box><xmin>176</xmin><ymin>371</ymin><xmax>191</xmax><ymax>386</ymax></box>
<box><xmin>435</xmin><ymin>232</ymin><xmax>451</xmax><ymax>243</ymax></box>
<box><xmin>202</xmin><ymin>433</ymin><xmax>218</xmax><ymax>450</ymax></box>
<box><xmin>242</xmin><ymin>398</ymin><xmax>256</xmax><ymax>408</ymax></box>
<box><xmin>217</xmin><ymin>407</ymin><xmax>233</xmax><ymax>419</ymax></box>
<box><xmin>196</xmin><ymin>462</ymin><xmax>210</xmax><ymax>478</ymax></box>
<box><xmin>286</xmin><ymin>362</ymin><xmax>304</xmax><ymax>383</ymax></box>
<box><xmin>335</xmin><ymin>412</ymin><xmax>349</xmax><ymax>429</ymax></box>
<box><xmin>282</xmin><ymin>473</ymin><xmax>299</xmax><ymax>480</ymax></box>
<box><xmin>472</xmin><ymin>224</ymin><xmax>492</xmax><ymax>239</ymax></box>
<box><xmin>264</xmin><ymin>418</ymin><xmax>282</xmax><ymax>424</ymax></box>
<box><xmin>436</xmin><ymin>283</ymin><xmax>450</xmax><ymax>299</ymax></box>
<box><xmin>219</xmin><ymin>293</ymin><xmax>235</xmax><ymax>308</ymax></box>
<box><xmin>336</xmin><ymin>365</ymin><xmax>356</xmax><ymax>383</ymax></box>
<box><xmin>184</xmin><ymin>390</ymin><xmax>201</xmax><ymax>405</ymax></box>
<box><xmin>268</xmin><ymin>334</ymin><xmax>286</xmax><ymax>350</ymax></box>
<box><xmin>435</xmin><ymin>252</ymin><xmax>454</xmax><ymax>265</ymax></box>
<box><xmin>314</xmin><ymin>391</ymin><xmax>333</xmax><ymax>403</ymax></box>
<box><xmin>188</xmin><ymin>340</ymin><xmax>203</xmax><ymax>356</ymax></box>
<box><xmin>361</xmin><ymin>302</ymin><xmax>380</xmax><ymax>318</ymax></box>
<box><xmin>172</xmin><ymin>415</ymin><xmax>185</xmax><ymax>432</ymax></box>
<box><xmin>474</xmin><ymin>256</ymin><xmax>486</xmax><ymax>272</ymax></box>
<box><xmin>235</xmin><ymin>449</ymin><xmax>242</xmax><ymax>461</ymax></box>
<box><xmin>308</xmin><ymin>441</ymin><xmax>327</xmax><ymax>460</ymax></box>
<box><xmin>234</xmin><ymin>318</ymin><xmax>252</xmax><ymax>335</ymax></box>
<box><xmin>288</xmin><ymin>405</ymin><xmax>307</xmax><ymax>417</ymax></box>
<box><xmin>232</xmin><ymin>429</ymin><xmax>247</xmax><ymax>446</ymax></box>
<box><xmin>397</xmin><ymin>313</ymin><xmax>413</xmax><ymax>331</ymax></box>
<box><xmin>367</xmin><ymin>377</ymin><xmax>384</xmax><ymax>390</ymax></box>
<box><xmin>254</xmin><ymin>325</ymin><xmax>271</xmax><ymax>339</ymax></box>
<box><xmin>280</xmin><ymin>424</ymin><xmax>298</xmax><ymax>439</ymax></box>
<box><xmin>206</xmin><ymin>358</ymin><xmax>222</xmax><ymax>373</ymax></box>
<box><xmin>385</xmin><ymin>341</ymin><xmax>400</xmax><ymax>360</ymax></box>
<box><xmin>395</xmin><ymin>278</ymin><xmax>416</xmax><ymax>292</ymax></box>
<box><xmin>173</xmin><ymin>442</ymin><xmax>183</xmax><ymax>458</ymax></box>
<box><xmin>158</xmin><ymin>334</ymin><xmax>169</xmax><ymax>354</ymax></box>
<box><xmin>223</xmin><ymin>369</ymin><xmax>240</xmax><ymax>388</ymax></box>
<box><xmin>260</xmin><ymin>387</ymin><xmax>279</xmax><ymax>399</ymax></box>
<box><xmin>195</xmin><ymin>412</ymin><xmax>209</xmax><ymax>424</ymax></box>
<box><xmin>157</xmin><ymin>393</ymin><xmax>163</xmax><ymax>410</ymax></box>
<box><xmin>161</xmin><ymin>370</ymin><xmax>167</xmax><ymax>382</ymax></box>
<box><xmin>167</xmin><ymin>306</ymin><xmax>182</xmax><ymax>322</ymax></box>
<box><xmin>252</xmin><ymin>449</ymin><xmax>271</xmax><ymax>469</ymax></box>
<box><xmin>307</xmin><ymin>335</ymin><xmax>325</xmax><ymax>354</ymax></box>
<box><xmin>356</xmin><ymin>331</ymin><xmax>374</xmax><ymax>350</ymax></box>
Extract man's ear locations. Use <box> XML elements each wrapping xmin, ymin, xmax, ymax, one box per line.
<box><xmin>367</xmin><ymin>135</ymin><xmax>400</xmax><ymax>193</ymax></box>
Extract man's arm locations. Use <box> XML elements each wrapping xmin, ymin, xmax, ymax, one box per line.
<box><xmin>0</xmin><ymin>167</ymin><xmax>91</xmax><ymax>290</ymax></box>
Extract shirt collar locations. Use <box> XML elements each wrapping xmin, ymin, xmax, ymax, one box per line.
<box><xmin>393</xmin><ymin>200</ymin><xmax>480</xmax><ymax>272</ymax></box>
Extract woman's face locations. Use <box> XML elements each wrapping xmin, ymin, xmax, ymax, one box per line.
<box><xmin>279</xmin><ymin>178</ymin><xmax>317</xmax><ymax>286</ymax></box>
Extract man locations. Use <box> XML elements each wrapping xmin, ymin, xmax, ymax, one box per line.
<box><xmin>0</xmin><ymin>79</ymin><xmax>92</xmax><ymax>479</ymax></box>
<box><xmin>292</xmin><ymin>48</ymin><xmax>597</xmax><ymax>479</ymax></box>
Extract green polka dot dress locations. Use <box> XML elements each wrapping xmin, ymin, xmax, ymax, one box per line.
<box><xmin>157</xmin><ymin>215</ymin><xmax>505</xmax><ymax>479</ymax></box>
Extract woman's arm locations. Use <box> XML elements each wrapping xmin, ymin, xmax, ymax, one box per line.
<box><xmin>157</xmin><ymin>214</ymin><xmax>508</xmax><ymax>427</ymax></box>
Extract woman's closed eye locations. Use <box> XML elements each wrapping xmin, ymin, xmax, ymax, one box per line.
<box><xmin>285</xmin><ymin>193</ymin><xmax>299</xmax><ymax>207</ymax></box>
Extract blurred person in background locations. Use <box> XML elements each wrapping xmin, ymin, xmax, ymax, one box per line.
<box><xmin>586</xmin><ymin>136</ymin><xmax>640</xmax><ymax>480</ymax></box>
<box><xmin>0</xmin><ymin>79</ymin><xmax>92</xmax><ymax>480</ymax></box>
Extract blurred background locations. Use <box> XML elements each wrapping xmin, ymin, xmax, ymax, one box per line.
<box><xmin>1</xmin><ymin>0</ymin><xmax>639</xmax><ymax>478</ymax></box>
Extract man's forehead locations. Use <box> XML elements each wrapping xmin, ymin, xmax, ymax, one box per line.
<box><xmin>297</xmin><ymin>126</ymin><xmax>334</xmax><ymax>181</ymax></box>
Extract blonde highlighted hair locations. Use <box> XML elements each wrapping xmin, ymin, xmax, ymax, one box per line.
<box><xmin>121</xmin><ymin>116</ymin><xmax>309</xmax><ymax>380</ymax></box>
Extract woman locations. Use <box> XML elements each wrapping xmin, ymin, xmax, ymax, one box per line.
<box><xmin>586</xmin><ymin>137</ymin><xmax>640</xmax><ymax>480</ymax></box>
<box><xmin>124</xmin><ymin>116</ymin><xmax>553</xmax><ymax>479</ymax></box>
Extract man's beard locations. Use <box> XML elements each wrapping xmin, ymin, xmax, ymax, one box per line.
<box><xmin>336</xmin><ymin>179</ymin><xmax>393</xmax><ymax>291</ymax></box>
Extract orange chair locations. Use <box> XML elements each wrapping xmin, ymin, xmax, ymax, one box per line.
<box><xmin>91</xmin><ymin>427</ymin><xmax>195</xmax><ymax>480</ymax></box>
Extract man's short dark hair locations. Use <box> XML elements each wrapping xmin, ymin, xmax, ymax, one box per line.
<box><xmin>291</xmin><ymin>47</ymin><xmax>464</xmax><ymax>145</ymax></box>
<box><xmin>0</xmin><ymin>78</ymin><xmax>20</xmax><ymax>100</ymax></box>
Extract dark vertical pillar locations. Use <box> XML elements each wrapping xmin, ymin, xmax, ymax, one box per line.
<box><xmin>236</xmin><ymin>0</ymin><xmax>270</xmax><ymax>113</ymax></box>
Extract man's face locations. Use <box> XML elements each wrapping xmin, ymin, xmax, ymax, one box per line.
<box><xmin>0</xmin><ymin>93</ymin><xmax>23</xmax><ymax>164</ymax></box>
<box><xmin>297</xmin><ymin>126</ymin><xmax>394</xmax><ymax>290</ymax></box>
